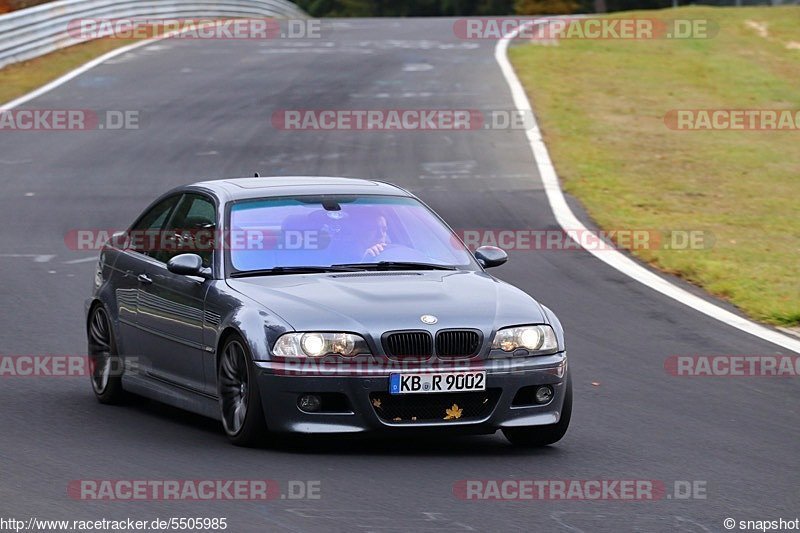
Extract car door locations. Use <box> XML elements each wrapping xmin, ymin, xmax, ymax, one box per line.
<box><xmin>133</xmin><ymin>193</ymin><xmax>215</xmax><ymax>393</ymax></box>
<box><xmin>112</xmin><ymin>194</ymin><xmax>182</xmax><ymax>364</ymax></box>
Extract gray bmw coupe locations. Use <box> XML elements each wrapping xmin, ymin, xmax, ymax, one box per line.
<box><xmin>87</xmin><ymin>176</ymin><xmax>571</xmax><ymax>447</ymax></box>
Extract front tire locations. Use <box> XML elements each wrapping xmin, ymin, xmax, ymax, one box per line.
<box><xmin>503</xmin><ymin>375</ymin><xmax>572</xmax><ymax>447</ymax></box>
<box><xmin>87</xmin><ymin>305</ymin><xmax>125</xmax><ymax>404</ymax></box>
<box><xmin>218</xmin><ymin>334</ymin><xmax>268</xmax><ymax>447</ymax></box>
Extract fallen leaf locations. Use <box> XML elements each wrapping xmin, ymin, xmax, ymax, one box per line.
<box><xmin>444</xmin><ymin>404</ymin><xmax>463</xmax><ymax>420</ymax></box>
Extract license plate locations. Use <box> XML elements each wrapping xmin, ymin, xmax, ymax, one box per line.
<box><xmin>389</xmin><ymin>371</ymin><xmax>486</xmax><ymax>394</ymax></box>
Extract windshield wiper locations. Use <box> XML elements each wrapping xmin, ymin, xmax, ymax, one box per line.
<box><xmin>333</xmin><ymin>261</ymin><xmax>458</xmax><ymax>271</ymax></box>
<box><xmin>230</xmin><ymin>265</ymin><xmax>365</xmax><ymax>278</ymax></box>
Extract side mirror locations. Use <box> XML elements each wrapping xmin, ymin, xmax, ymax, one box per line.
<box><xmin>167</xmin><ymin>253</ymin><xmax>212</xmax><ymax>279</ymax></box>
<box><xmin>109</xmin><ymin>230</ymin><xmax>129</xmax><ymax>249</ymax></box>
<box><xmin>474</xmin><ymin>246</ymin><xmax>508</xmax><ymax>269</ymax></box>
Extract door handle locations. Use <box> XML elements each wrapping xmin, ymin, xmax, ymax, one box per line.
<box><xmin>137</xmin><ymin>274</ymin><xmax>153</xmax><ymax>285</ymax></box>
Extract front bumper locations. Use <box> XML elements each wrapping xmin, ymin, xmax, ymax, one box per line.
<box><xmin>254</xmin><ymin>353</ymin><xmax>568</xmax><ymax>434</ymax></box>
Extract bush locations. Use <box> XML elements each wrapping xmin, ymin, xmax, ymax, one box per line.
<box><xmin>1</xmin><ymin>0</ymin><xmax>57</xmax><ymax>11</ymax></box>
<box><xmin>514</xmin><ymin>0</ymin><xmax>580</xmax><ymax>14</ymax></box>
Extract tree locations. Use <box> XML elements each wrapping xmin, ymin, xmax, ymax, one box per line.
<box><xmin>476</xmin><ymin>0</ymin><xmax>516</xmax><ymax>14</ymax></box>
<box><xmin>296</xmin><ymin>0</ymin><xmax>520</xmax><ymax>17</ymax></box>
<box><xmin>514</xmin><ymin>0</ymin><xmax>580</xmax><ymax>14</ymax></box>
<box><xmin>338</xmin><ymin>0</ymin><xmax>377</xmax><ymax>15</ymax></box>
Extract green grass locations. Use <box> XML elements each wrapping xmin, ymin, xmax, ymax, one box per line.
<box><xmin>509</xmin><ymin>6</ymin><xmax>800</xmax><ymax>326</ymax></box>
<box><xmin>0</xmin><ymin>38</ymin><xmax>140</xmax><ymax>104</ymax></box>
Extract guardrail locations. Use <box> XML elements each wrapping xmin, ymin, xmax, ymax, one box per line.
<box><xmin>0</xmin><ymin>0</ymin><xmax>307</xmax><ymax>69</ymax></box>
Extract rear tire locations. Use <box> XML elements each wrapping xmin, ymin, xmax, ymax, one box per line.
<box><xmin>218</xmin><ymin>334</ymin><xmax>268</xmax><ymax>447</ymax></box>
<box><xmin>87</xmin><ymin>305</ymin><xmax>125</xmax><ymax>404</ymax></box>
<box><xmin>502</xmin><ymin>375</ymin><xmax>572</xmax><ymax>447</ymax></box>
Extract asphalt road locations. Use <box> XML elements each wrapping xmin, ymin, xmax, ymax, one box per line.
<box><xmin>0</xmin><ymin>18</ymin><xmax>797</xmax><ymax>533</ymax></box>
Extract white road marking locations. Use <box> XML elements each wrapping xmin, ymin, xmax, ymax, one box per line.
<box><xmin>259</xmin><ymin>48</ymin><xmax>370</xmax><ymax>55</ymax></box>
<box><xmin>403</xmin><ymin>63</ymin><xmax>434</xmax><ymax>72</ymax></box>
<box><xmin>63</xmin><ymin>257</ymin><xmax>98</xmax><ymax>265</ymax></box>
<box><xmin>350</xmin><ymin>92</ymin><xmax>435</xmax><ymax>98</ymax></box>
<box><xmin>496</xmin><ymin>23</ymin><xmax>800</xmax><ymax>354</ymax></box>
<box><xmin>275</xmin><ymin>41</ymin><xmax>320</xmax><ymax>47</ymax></box>
<box><xmin>358</xmin><ymin>40</ymin><xmax>478</xmax><ymax>50</ymax></box>
<box><xmin>418</xmin><ymin>173</ymin><xmax>529</xmax><ymax>181</ymax></box>
<box><xmin>260</xmin><ymin>152</ymin><xmax>342</xmax><ymax>164</ymax></box>
<box><xmin>0</xmin><ymin>254</ymin><xmax>55</xmax><ymax>262</ymax></box>
<box><xmin>422</xmin><ymin>160</ymin><xmax>476</xmax><ymax>175</ymax></box>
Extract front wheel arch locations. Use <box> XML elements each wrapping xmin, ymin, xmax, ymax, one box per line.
<box><xmin>215</xmin><ymin>326</ymin><xmax>248</xmax><ymax>372</ymax></box>
<box><xmin>86</xmin><ymin>299</ymin><xmax>105</xmax><ymax>337</ymax></box>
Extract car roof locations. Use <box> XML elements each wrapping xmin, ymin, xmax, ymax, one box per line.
<box><xmin>183</xmin><ymin>176</ymin><xmax>412</xmax><ymax>202</ymax></box>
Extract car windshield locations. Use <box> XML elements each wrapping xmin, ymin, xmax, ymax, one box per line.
<box><xmin>227</xmin><ymin>195</ymin><xmax>476</xmax><ymax>274</ymax></box>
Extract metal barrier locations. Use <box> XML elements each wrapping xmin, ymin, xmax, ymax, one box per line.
<box><xmin>0</xmin><ymin>0</ymin><xmax>307</xmax><ymax>69</ymax></box>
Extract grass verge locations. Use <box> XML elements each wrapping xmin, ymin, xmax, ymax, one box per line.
<box><xmin>509</xmin><ymin>6</ymin><xmax>800</xmax><ymax>326</ymax></box>
<box><xmin>0</xmin><ymin>38</ymin><xmax>141</xmax><ymax>105</ymax></box>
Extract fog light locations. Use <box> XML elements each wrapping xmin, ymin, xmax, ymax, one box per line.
<box><xmin>298</xmin><ymin>394</ymin><xmax>321</xmax><ymax>412</ymax></box>
<box><xmin>535</xmin><ymin>385</ymin><xmax>554</xmax><ymax>404</ymax></box>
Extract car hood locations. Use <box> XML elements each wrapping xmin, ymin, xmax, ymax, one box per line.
<box><xmin>226</xmin><ymin>270</ymin><xmax>546</xmax><ymax>334</ymax></box>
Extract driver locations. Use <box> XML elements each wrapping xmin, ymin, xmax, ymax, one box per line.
<box><xmin>363</xmin><ymin>214</ymin><xmax>390</xmax><ymax>259</ymax></box>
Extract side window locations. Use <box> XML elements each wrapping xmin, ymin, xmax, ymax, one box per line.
<box><xmin>157</xmin><ymin>194</ymin><xmax>217</xmax><ymax>267</ymax></box>
<box><xmin>128</xmin><ymin>195</ymin><xmax>181</xmax><ymax>255</ymax></box>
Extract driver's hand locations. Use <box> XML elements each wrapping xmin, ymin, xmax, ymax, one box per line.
<box><xmin>364</xmin><ymin>243</ymin><xmax>386</xmax><ymax>257</ymax></box>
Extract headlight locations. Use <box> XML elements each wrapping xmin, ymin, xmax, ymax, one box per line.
<box><xmin>491</xmin><ymin>325</ymin><xmax>557</xmax><ymax>354</ymax></box>
<box><xmin>273</xmin><ymin>332</ymin><xmax>370</xmax><ymax>358</ymax></box>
